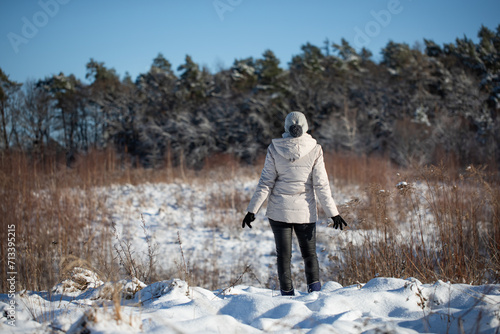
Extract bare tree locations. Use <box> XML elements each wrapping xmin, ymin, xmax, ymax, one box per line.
<box><xmin>0</xmin><ymin>69</ymin><xmax>22</xmax><ymax>150</ymax></box>
<box><xmin>20</xmin><ymin>80</ymin><xmax>55</xmax><ymax>157</ymax></box>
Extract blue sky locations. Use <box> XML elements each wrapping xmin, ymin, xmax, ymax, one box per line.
<box><xmin>1</xmin><ymin>0</ymin><xmax>499</xmax><ymax>84</ymax></box>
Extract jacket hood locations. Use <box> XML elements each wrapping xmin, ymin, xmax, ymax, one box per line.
<box><xmin>271</xmin><ymin>133</ymin><xmax>317</xmax><ymax>162</ymax></box>
<box><xmin>283</xmin><ymin>111</ymin><xmax>309</xmax><ymax>138</ymax></box>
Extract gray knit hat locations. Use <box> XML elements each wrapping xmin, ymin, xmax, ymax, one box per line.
<box><xmin>284</xmin><ymin>111</ymin><xmax>308</xmax><ymax>138</ymax></box>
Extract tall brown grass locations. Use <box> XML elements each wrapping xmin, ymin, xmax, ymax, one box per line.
<box><xmin>329</xmin><ymin>160</ymin><xmax>500</xmax><ymax>286</ymax></box>
<box><xmin>0</xmin><ymin>149</ymin><xmax>255</xmax><ymax>293</ymax></box>
<box><xmin>1</xmin><ymin>149</ymin><xmax>498</xmax><ymax>294</ymax></box>
<box><xmin>0</xmin><ymin>150</ymin><xmax>120</xmax><ymax>292</ymax></box>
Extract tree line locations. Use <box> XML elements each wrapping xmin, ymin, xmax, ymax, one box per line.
<box><xmin>1</xmin><ymin>24</ymin><xmax>499</xmax><ymax>168</ymax></box>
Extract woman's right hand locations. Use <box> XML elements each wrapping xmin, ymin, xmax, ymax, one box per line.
<box><xmin>242</xmin><ymin>212</ymin><xmax>255</xmax><ymax>228</ymax></box>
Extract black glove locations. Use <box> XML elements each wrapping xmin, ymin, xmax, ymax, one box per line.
<box><xmin>242</xmin><ymin>212</ymin><xmax>255</xmax><ymax>228</ymax></box>
<box><xmin>331</xmin><ymin>215</ymin><xmax>347</xmax><ymax>230</ymax></box>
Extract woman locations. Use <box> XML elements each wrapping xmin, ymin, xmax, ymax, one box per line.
<box><xmin>242</xmin><ymin>111</ymin><xmax>347</xmax><ymax>296</ymax></box>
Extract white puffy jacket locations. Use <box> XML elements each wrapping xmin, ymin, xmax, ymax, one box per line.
<box><xmin>247</xmin><ymin>133</ymin><xmax>339</xmax><ymax>223</ymax></box>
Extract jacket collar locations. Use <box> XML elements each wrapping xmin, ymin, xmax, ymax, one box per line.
<box><xmin>271</xmin><ymin>134</ymin><xmax>317</xmax><ymax>162</ymax></box>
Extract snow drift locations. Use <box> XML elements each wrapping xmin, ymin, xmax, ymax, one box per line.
<box><xmin>1</xmin><ymin>276</ymin><xmax>500</xmax><ymax>333</ymax></box>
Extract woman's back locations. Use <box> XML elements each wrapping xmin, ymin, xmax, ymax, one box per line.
<box><xmin>247</xmin><ymin>132</ymin><xmax>339</xmax><ymax>223</ymax></box>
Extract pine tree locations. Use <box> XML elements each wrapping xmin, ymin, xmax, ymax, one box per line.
<box><xmin>381</xmin><ymin>41</ymin><xmax>412</xmax><ymax>71</ymax></box>
<box><xmin>151</xmin><ymin>53</ymin><xmax>175</xmax><ymax>76</ymax></box>
<box><xmin>332</xmin><ymin>38</ymin><xmax>358</xmax><ymax>61</ymax></box>
<box><xmin>37</xmin><ymin>73</ymin><xmax>85</xmax><ymax>155</ymax></box>
<box><xmin>85</xmin><ymin>59</ymin><xmax>128</xmax><ymax>150</ymax></box>
<box><xmin>290</xmin><ymin>42</ymin><xmax>325</xmax><ymax>72</ymax></box>
<box><xmin>177</xmin><ymin>55</ymin><xmax>206</xmax><ymax>100</ymax></box>
<box><xmin>255</xmin><ymin>49</ymin><xmax>283</xmax><ymax>86</ymax></box>
<box><xmin>424</xmin><ymin>39</ymin><xmax>443</xmax><ymax>58</ymax></box>
<box><xmin>230</xmin><ymin>57</ymin><xmax>257</xmax><ymax>93</ymax></box>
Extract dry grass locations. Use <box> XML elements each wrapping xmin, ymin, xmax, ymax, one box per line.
<box><xmin>1</xmin><ymin>149</ymin><xmax>498</xmax><ymax>294</ymax></box>
<box><xmin>324</xmin><ymin>151</ymin><xmax>395</xmax><ymax>187</ymax></box>
<box><xmin>330</xmin><ymin>161</ymin><xmax>500</xmax><ymax>286</ymax></box>
<box><xmin>0</xmin><ymin>148</ymin><xmax>201</xmax><ymax>292</ymax></box>
<box><xmin>0</xmin><ymin>150</ymin><xmax>118</xmax><ymax>292</ymax></box>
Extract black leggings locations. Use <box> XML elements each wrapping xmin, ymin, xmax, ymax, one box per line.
<box><xmin>269</xmin><ymin>219</ymin><xmax>319</xmax><ymax>292</ymax></box>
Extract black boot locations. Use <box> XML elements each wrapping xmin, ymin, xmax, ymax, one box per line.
<box><xmin>281</xmin><ymin>288</ymin><xmax>295</xmax><ymax>296</ymax></box>
<box><xmin>308</xmin><ymin>281</ymin><xmax>321</xmax><ymax>293</ymax></box>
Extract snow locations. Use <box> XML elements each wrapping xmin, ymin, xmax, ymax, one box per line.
<box><xmin>1</xmin><ymin>277</ymin><xmax>500</xmax><ymax>333</ymax></box>
<box><xmin>396</xmin><ymin>181</ymin><xmax>409</xmax><ymax>189</ymax></box>
<box><xmin>1</xmin><ymin>179</ymin><xmax>500</xmax><ymax>333</ymax></box>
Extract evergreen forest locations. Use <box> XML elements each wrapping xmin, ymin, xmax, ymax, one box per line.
<box><xmin>1</xmin><ymin>24</ymin><xmax>499</xmax><ymax>168</ymax></box>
